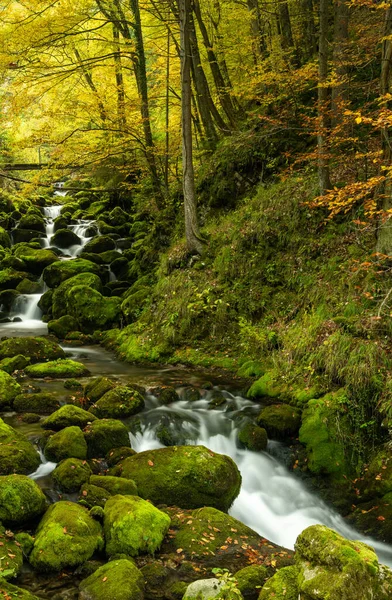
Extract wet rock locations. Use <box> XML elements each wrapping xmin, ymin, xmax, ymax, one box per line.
<box><xmin>84</xmin><ymin>376</ymin><xmax>116</xmax><ymax>404</ymax></box>
<box><xmin>256</xmin><ymin>404</ymin><xmax>301</xmax><ymax>440</ymax></box>
<box><xmin>0</xmin><ymin>268</ymin><xmax>28</xmax><ymax>291</ymax></box>
<box><xmin>51</xmin><ymin>228</ymin><xmax>81</xmax><ymax>248</ymax></box>
<box><xmin>90</xmin><ymin>475</ymin><xmax>138</xmax><ymax>496</ymax></box>
<box><xmin>180</xmin><ymin>386</ymin><xmax>201</xmax><ymax>402</ymax></box>
<box><xmin>42</xmin><ymin>404</ymin><xmax>97</xmax><ymax>430</ymax></box>
<box><xmin>52</xmin><ymin>458</ymin><xmax>92</xmax><ymax>493</ymax></box>
<box><xmin>0</xmin><ymin>225</ymin><xmax>11</xmax><ymax>248</ymax></box>
<box><xmin>235</xmin><ymin>565</ymin><xmax>268</xmax><ymax>600</ymax></box>
<box><xmin>14</xmin><ymin>392</ymin><xmax>60</xmax><ymax>414</ymax></box>
<box><xmin>209</xmin><ymin>390</ymin><xmax>227</xmax><ymax>408</ymax></box>
<box><xmin>0</xmin><ymin>336</ymin><xmax>65</xmax><ymax>362</ymax></box>
<box><xmin>106</xmin><ymin>446</ymin><xmax>136</xmax><ymax>467</ymax></box>
<box><xmin>104</xmin><ymin>494</ymin><xmax>170</xmax><ymax>557</ymax></box>
<box><xmin>43</xmin><ymin>258</ymin><xmax>102</xmax><ymax>288</ymax></box>
<box><xmin>112</xmin><ymin>445</ymin><xmax>241</xmax><ymax>512</ymax></box>
<box><xmin>78</xmin><ymin>483</ymin><xmax>111</xmax><ymax>508</ymax></box>
<box><xmin>48</xmin><ymin>315</ymin><xmax>79</xmax><ymax>339</ymax></box>
<box><xmin>0</xmin><ymin>288</ymin><xmax>20</xmax><ymax>310</ymax></box>
<box><xmin>64</xmin><ymin>378</ymin><xmax>84</xmax><ymax>390</ymax></box>
<box><xmin>0</xmin><ymin>354</ymin><xmax>30</xmax><ymax>374</ymax></box>
<box><xmin>346</xmin><ymin>497</ymin><xmax>392</xmax><ymax>544</ymax></box>
<box><xmin>11</xmin><ymin>228</ymin><xmax>44</xmax><ymax>243</ymax></box>
<box><xmin>18</xmin><ymin>213</ymin><xmax>45</xmax><ymax>233</ymax></box>
<box><xmin>30</xmin><ymin>501</ymin><xmax>104</xmax><ymax>572</ymax></box>
<box><xmin>13</xmin><ymin>246</ymin><xmax>58</xmax><ymax>275</ymax></box>
<box><xmin>0</xmin><ymin>580</ymin><xmax>40</xmax><ymax>599</ymax></box>
<box><xmin>0</xmin><ymin>370</ymin><xmax>21</xmax><ymax>409</ymax></box>
<box><xmin>121</xmin><ymin>288</ymin><xmax>150</xmax><ymax>324</ymax></box>
<box><xmin>84</xmin><ymin>418</ymin><xmax>131</xmax><ymax>459</ymax></box>
<box><xmin>84</xmin><ymin>235</ymin><xmax>116</xmax><ymax>254</ymax></box>
<box><xmin>258</xmin><ymin>566</ymin><xmax>299</xmax><ymax>600</ymax></box>
<box><xmin>79</xmin><ymin>559</ymin><xmax>144</xmax><ymax>600</ymax></box>
<box><xmin>0</xmin><ymin>475</ymin><xmax>46</xmax><ymax>524</ymax></box>
<box><xmin>66</xmin><ymin>285</ymin><xmax>121</xmax><ymax>333</ymax></box>
<box><xmin>89</xmin><ymin>385</ymin><xmax>145</xmax><ymax>419</ymax></box>
<box><xmin>25</xmin><ymin>358</ymin><xmax>90</xmax><ymax>378</ymax></box>
<box><xmin>16</xmin><ymin>278</ymin><xmax>42</xmax><ymax>294</ymax></box>
<box><xmin>238</xmin><ymin>423</ymin><xmax>268</xmax><ymax>452</ymax></box>
<box><xmin>52</xmin><ymin>272</ymin><xmax>103</xmax><ymax>319</ymax></box>
<box><xmin>44</xmin><ymin>426</ymin><xmax>87</xmax><ymax>462</ymax></box>
<box><xmin>151</xmin><ymin>386</ymin><xmax>179</xmax><ymax>405</ymax></box>
<box><xmin>183</xmin><ymin>579</ymin><xmax>224</xmax><ymax>600</ymax></box>
<box><xmin>0</xmin><ymin>418</ymin><xmax>40</xmax><ymax>475</ymax></box>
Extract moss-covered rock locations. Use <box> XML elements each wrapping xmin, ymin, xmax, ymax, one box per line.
<box><xmin>16</xmin><ymin>278</ymin><xmax>42</xmax><ymax>294</ymax></box>
<box><xmin>79</xmin><ymin>558</ymin><xmax>144</xmax><ymax>600</ymax></box>
<box><xmin>235</xmin><ymin>565</ymin><xmax>268</xmax><ymax>600</ymax></box>
<box><xmin>0</xmin><ymin>474</ymin><xmax>46</xmax><ymax>524</ymax></box>
<box><xmin>182</xmin><ymin>579</ymin><xmax>224</xmax><ymax>600</ymax></box>
<box><xmin>0</xmin><ymin>418</ymin><xmax>40</xmax><ymax>475</ymax></box>
<box><xmin>140</xmin><ymin>561</ymin><xmax>170</xmax><ymax>599</ymax></box>
<box><xmin>79</xmin><ymin>483</ymin><xmax>111</xmax><ymax>508</ymax></box>
<box><xmin>44</xmin><ymin>425</ymin><xmax>87</xmax><ymax>462</ymax></box>
<box><xmin>90</xmin><ymin>475</ymin><xmax>138</xmax><ymax>496</ymax></box>
<box><xmin>355</xmin><ymin>447</ymin><xmax>392</xmax><ymax>502</ymax></box>
<box><xmin>43</xmin><ymin>258</ymin><xmax>102</xmax><ymax>288</ymax></box>
<box><xmin>181</xmin><ymin>386</ymin><xmax>201</xmax><ymax>402</ymax></box>
<box><xmin>84</xmin><ymin>235</ymin><xmax>116</xmax><ymax>254</ymax></box>
<box><xmin>13</xmin><ymin>392</ymin><xmax>60</xmax><ymax>414</ymax></box>
<box><xmin>346</xmin><ymin>496</ymin><xmax>392</xmax><ymax>543</ymax></box>
<box><xmin>258</xmin><ymin>566</ymin><xmax>299</xmax><ymax>600</ymax></box>
<box><xmin>42</xmin><ymin>404</ymin><xmax>97</xmax><ymax>430</ymax></box>
<box><xmin>52</xmin><ymin>458</ymin><xmax>92</xmax><ymax>493</ymax></box>
<box><xmin>104</xmin><ymin>494</ymin><xmax>170</xmax><ymax>556</ymax></box>
<box><xmin>0</xmin><ymin>226</ymin><xmax>11</xmax><ymax>248</ymax></box>
<box><xmin>90</xmin><ymin>385</ymin><xmax>145</xmax><ymax>419</ymax></box>
<box><xmin>298</xmin><ymin>391</ymin><xmax>350</xmax><ymax>479</ymax></box>
<box><xmin>84</xmin><ymin>419</ymin><xmax>131</xmax><ymax>458</ymax></box>
<box><xmin>14</xmin><ymin>532</ymin><xmax>34</xmax><ymax>556</ymax></box>
<box><xmin>30</xmin><ymin>501</ymin><xmax>104</xmax><ymax>572</ymax></box>
<box><xmin>151</xmin><ymin>386</ymin><xmax>179</xmax><ymax>405</ymax></box>
<box><xmin>121</xmin><ymin>288</ymin><xmax>150</xmax><ymax>324</ymax></box>
<box><xmin>0</xmin><ymin>370</ymin><xmax>21</xmax><ymax>409</ymax></box>
<box><xmin>0</xmin><ymin>288</ymin><xmax>20</xmax><ymax>310</ymax></box>
<box><xmin>66</xmin><ymin>285</ymin><xmax>121</xmax><ymax>333</ymax></box>
<box><xmin>0</xmin><ymin>579</ymin><xmax>40</xmax><ymax>599</ymax></box>
<box><xmin>112</xmin><ymin>445</ymin><xmax>241</xmax><ymax>511</ymax></box>
<box><xmin>25</xmin><ymin>359</ymin><xmax>90</xmax><ymax>379</ymax></box>
<box><xmin>256</xmin><ymin>405</ymin><xmax>301</xmax><ymax>440</ymax></box>
<box><xmin>84</xmin><ymin>376</ymin><xmax>116</xmax><ymax>404</ymax></box>
<box><xmin>18</xmin><ymin>213</ymin><xmax>45</xmax><ymax>233</ymax></box>
<box><xmin>247</xmin><ymin>371</ymin><xmax>286</xmax><ymax>401</ymax></box>
<box><xmin>48</xmin><ymin>315</ymin><xmax>79</xmax><ymax>339</ymax></box>
<box><xmin>0</xmin><ymin>269</ymin><xmax>28</xmax><ymax>291</ymax></box>
<box><xmin>0</xmin><ymin>336</ymin><xmax>65</xmax><ymax>362</ymax></box>
<box><xmin>238</xmin><ymin>423</ymin><xmax>268</xmax><ymax>451</ymax></box>
<box><xmin>13</xmin><ymin>246</ymin><xmax>58</xmax><ymax>274</ymax></box>
<box><xmin>106</xmin><ymin>446</ymin><xmax>136</xmax><ymax>467</ymax></box>
<box><xmin>51</xmin><ymin>228</ymin><xmax>81</xmax><ymax>248</ymax></box>
<box><xmin>0</xmin><ymin>354</ymin><xmax>30</xmax><ymax>374</ymax></box>
<box><xmin>21</xmin><ymin>412</ymin><xmax>40</xmax><ymax>423</ymax></box>
<box><xmin>52</xmin><ymin>272</ymin><xmax>103</xmax><ymax>319</ymax></box>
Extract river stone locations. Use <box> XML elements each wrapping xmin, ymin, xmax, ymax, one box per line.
<box><xmin>78</xmin><ymin>483</ymin><xmax>111</xmax><ymax>509</ymax></box>
<box><xmin>65</xmin><ymin>285</ymin><xmax>121</xmax><ymax>333</ymax></box>
<box><xmin>84</xmin><ymin>419</ymin><xmax>131</xmax><ymax>458</ymax></box>
<box><xmin>0</xmin><ymin>226</ymin><xmax>11</xmax><ymax>248</ymax></box>
<box><xmin>258</xmin><ymin>566</ymin><xmax>299</xmax><ymax>600</ymax></box>
<box><xmin>111</xmin><ymin>445</ymin><xmax>241</xmax><ymax>511</ymax></box>
<box><xmin>104</xmin><ymin>494</ymin><xmax>171</xmax><ymax>556</ymax></box>
<box><xmin>0</xmin><ymin>580</ymin><xmax>40</xmax><ymax>599</ymax></box>
<box><xmin>256</xmin><ymin>404</ymin><xmax>301</xmax><ymax>440</ymax></box>
<box><xmin>52</xmin><ymin>458</ymin><xmax>92</xmax><ymax>493</ymax></box>
<box><xmin>84</xmin><ymin>376</ymin><xmax>116</xmax><ymax>403</ymax></box>
<box><xmin>79</xmin><ymin>559</ymin><xmax>144</xmax><ymax>600</ymax></box>
<box><xmin>0</xmin><ymin>288</ymin><xmax>20</xmax><ymax>310</ymax></box>
<box><xmin>0</xmin><ymin>475</ymin><xmax>46</xmax><ymax>525</ymax></box>
<box><xmin>238</xmin><ymin>423</ymin><xmax>268</xmax><ymax>451</ymax></box>
<box><xmin>47</xmin><ymin>315</ymin><xmax>79</xmax><ymax>339</ymax></box>
<box><xmin>13</xmin><ymin>246</ymin><xmax>58</xmax><ymax>275</ymax></box>
<box><xmin>90</xmin><ymin>475</ymin><xmax>138</xmax><ymax>496</ymax></box>
<box><xmin>89</xmin><ymin>385</ymin><xmax>145</xmax><ymax>419</ymax></box>
<box><xmin>0</xmin><ymin>354</ymin><xmax>30</xmax><ymax>374</ymax></box>
<box><xmin>51</xmin><ymin>228</ymin><xmax>81</xmax><ymax>248</ymax></box>
<box><xmin>42</xmin><ymin>404</ymin><xmax>97</xmax><ymax>430</ymax></box>
<box><xmin>42</xmin><ymin>258</ymin><xmax>102</xmax><ymax>288</ymax></box>
<box><xmin>0</xmin><ymin>418</ymin><xmax>40</xmax><ymax>475</ymax></box>
<box><xmin>0</xmin><ymin>525</ymin><xmax>23</xmax><ymax>580</ymax></box>
<box><xmin>0</xmin><ymin>370</ymin><xmax>21</xmax><ymax>409</ymax></box>
<box><xmin>13</xmin><ymin>392</ymin><xmax>60</xmax><ymax>414</ymax></box>
<box><xmin>0</xmin><ymin>336</ymin><xmax>65</xmax><ymax>362</ymax></box>
<box><xmin>235</xmin><ymin>565</ymin><xmax>269</xmax><ymax>600</ymax></box>
<box><xmin>0</xmin><ymin>269</ymin><xmax>28</xmax><ymax>291</ymax></box>
<box><xmin>44</xmin><ymin>426</ymin><xmax>87</xmax><ymax>462</ymax></box>
<box><xmin>52</xmin><ymin>272</ymin><xmax>103</xmax><ymax>319</ymax></box>
<box><xmin>25</xmin><ymin>358</ymin><xmax>90</xmax><ymax>378</ymax></box>
<box><xmin>18</xmin><ymin>213</ymin><xmax>45</xmax><ymax>233</ymax></box>
<box><xmin>183</xmin><ymin>579</ymin><xmax>224</xmax><ymax>600</ymax></box>
<box><xmin>84</xmin><ymin>235</ymin><xmax>116</xmax><ymax>254</ymax></box>
<box><xmin>30</xmin><ymin>501</ymin><xmax>104</xmax><ymax>572</ymax></box>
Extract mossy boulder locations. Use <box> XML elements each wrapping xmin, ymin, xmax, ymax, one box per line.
<box><xmin>13</xmin><ymin>392</ymin><xmax>60</xmax><ymax>414</ymax></box>
<box><xmin>0</xmin><ymin>354</ymin><xmax>30</xmax><ymax>374</ymax></box>
<box><xmin>238</xmin><ymin>423</ymin><xmax>268</xmax><ymax>451</ymax></box>
<box><xmin>18</xmin><ymin>213</ymin><xmax>45</xmax><ymax>233</ymax></box>
<box><xmin>84</xmin><ymin>419</ymin><xmax>131</xmax><ymax>458</ymax></box>
<box><xmin>106</xmin><ymin>446</ymin><xmax>136</xmax><ymax>467</ymax></box>
<box><xmin>25</xmin><ymin>359</ymin><xmax>90</xmax><ymax>379</ymax></box>
<box><xmin>0</xmin><ymin>370</ymin><xmax>21</xmax><ymax>409</ymax></box>
<box><xmin>256</xmin><ymin>405</ymin><xmax>301</xmax><ymax>440</ymax></box>
<box><xmin>84</xmin><ymin>235</ymin><xmax>116</xmax><ymax>254</ymax></box>
<box><xmin>247</xmin><ymin>371</ymin><xmax>286</xmax><ymax>401</ymax></box>
<box><xmin>183</xmin><ymin>579</ymin><xmax>224</xmax><ymax>600</ymax></box>
<box><xmin>66</xmin><ymin>285</ymin><xmax>121</xmax><ymax>333</ymax></box>
<box><xmin>180</xmin><ymin>386</ymin><xmax>201</xmax><ymax>402</ymax></box>
<box><xmin>79</xmin><ymin>483</ymin><xmax>111</xmax><ymax>509</ymax></box>
<box><xmin>0</xmin><ymin>526</ymin><xmax>23</xmax><ymax>580</ymax></box>
<box><xmin>84</xmin><ymin>376</ymin><xmax>116</xmax><ymax>404</ymax></box>
<box><xmin>13</xmin><ymin>246</ymin><xmax>58</xmax><ymax>274</ymax></box>
<box><xmin>235</xmin><ymin>565</ymin><xmax>268</xmax><ymax>600</ymax></box>
<box><xmin>121</xmin><ymin>288</ymin><xmax>150</xmax><ymax>324</ymax></box>
<box><xmin>0</xmin><ymin>269</ymin><xmax>28</xmax><ymax>291</ymax></box>
<box><xmin>52</xmin><ymin>272</ymin><xmax>103</xmax><ymax>319</ymax></box>
<box><xmin>0</xmin><ymin>580</ymin><xmax>40</xmax><ymax>599</ymax></box>
<box><xmin>0</xmin><ymin>226</ymin><xmax>11</xmax><ymax>248</ymax></box>
<box><xmin>298</xmin><ymin>391</ymin><xmax>350</xmax><ymax>479</ymax></box>
<box><xmin>44</xmin><ymin>426</ymin><xmax>87</xmax><ymax>462</ymax></box>
<box><xmin>0</xmin><ymin>336</ymin><xmax>65</xmax><ymax>362</ymax></box>
<box><xmin>104</xmin><ymin>494</ymin><xmax>171</xmax><ymax>556</ymax></box>
<box><xmin>0</xmin><ymin>418</ymin><xmax>40</xmax><ymax>474</ymax></box>
<box><xmin>151</xmin><ymin>385</ymin><xmax>180</xmax><ymax>405</ymax></box>
<box><xmin>90</xmin><ymin>475</ymin><xmax>138</xmax><ymax>496</ymax></box>
<box><xmin>51</xmin><ymin>228</ymin><xmax>81</xmax><ymax>248</ymax></box>
<box><xmin>294</xmin><ymin>524</ymin><xmax>392</xmax><ymax>600</ymax></box>
<box><xmin>48</xmin><ymin>315</ymin><xmax>79</xmax><ymax>339</ymax></box>
<box><xmin>52</xmin><ymin>458</ymin><xmax>92</xmax><ymax>493</ymax></box>
<box><xmin>42</xmin><ymin>404</ymin><xmax>97</xmax><ymax>430</ymax></box>
<box><xmin>43</xmin><ymin>258</ymin><xmax>101</xmax><ymax>288</ymax></box>
<box><xmin>79</xmin><ymin>558</ymin><xmax>144</xmax><ymax>600</ymax></box>
<box><xmin>0</xmin><ymin>288</ymin><xmax>20</xmax><ymax>310</ymax></box>
<box><xmin>258</xmin><ymin>566</ymin><xmax>299</xmax><ymax>600</ymax></box>
<box><xmin>30</xmin><ymin>501</ymin><xmax>104</xmax><ymax>572</ymax></box>
<box><xmin>0</xmin><ymin>474</ymin><xmax>46</xmax><ymax>524</ymax></box>
<box><xmin>90</xmin><ymin>385</ymin><xmax>145</xmax><ymax>419</ymax></box>
<box><xmin>112</xmin><ymin>445</ymin><xmax>241</xmax><ymax>511</ymax></box>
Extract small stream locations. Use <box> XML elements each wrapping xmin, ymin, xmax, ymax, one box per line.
<box><xmin>3</xmin><ymin>201</ymin><xmax>392</xmax><ymax>568</ymax></box>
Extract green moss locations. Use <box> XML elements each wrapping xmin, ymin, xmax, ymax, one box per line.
<box><xmin>235</xmin><ymin>565</ymin><xmax>268</xmax><ymax>600</ymax></box>
<box><xmin>84</xmin><ymin>419</ymin><xmax>131</xmax><ymax>458</ymax></box>
<box><xmin>0</xmin><ymin>418</ymin><xmax>40</xmax><ymax>475</ymax></box>
<box><xmin>90</xmin><ymin>475</ymin><xmax>138</xmax><ymax>496</ymax></box>
<box><xmin>51</xmin><ymin>272</ymin><xmax>103</xmax><ymax>319</ymax></box>
<box><xmin>42</xmin><ymin>258</ymin><xmax>101</xmax><ymax>288</ymax></box>
<box><xmin>121</xmin><ymin>288</ymin><xmax>151</xmax><ymax>324</ymax></box>
<box><xmin>42</xmin><ymin>404</ymin><xmax>97</xmax><ymax>430</ymax></box>
<box><xmin>0</xmin><ymin>336</ymin><xmax>65</xmax><ymax>362</ymax></box>
<box><xmin>16</xmin><ymin>278</ymin><xmax>42</xmax><ymax>294</ymax></box>
<box><xmin>112</xmin><ymin>445</ymin><xmax>241</xmax><ymax>511</ymax></box>
<box><xmin>79</xmin><ymin>483</ymin><xmax>111</xmax><ymax>508</ymax></box>
<box><xmin>13</xmin><ymin>392</ymin><xmax>60</xmax><ymax>414</ymax></box>
<box><xmin>13</xmin><ymin>246</ymin><xmax>58</xmax><ymax>274</ymax></box>
<box><xmin>0</xmin><ymin>370</ymin><xmax>21</xmax><ymax>409</ymax></box>
<box><xmin>258</xmin><ymin>566</ymin><xmax>299</xmax><ymax>600</ymax></box>
<box><xmin>90</xmin><ymin>385</ymin><xmax>145</xmax><ymax>419</ymax></box>
<box><xmin>84</xmin><ymin>376</ymin><xmax>116</xmax><ymax>403</ymax></box>
<box><xmin>44</xmin><ymin>426</ymin><xmax>87</xmax><ymax>462</ymax></box>
<box><xmin>0</xmin><ymin>354</ymin><xmax>30</xmax><ymax>374</ymax></box>
<box><xmin>0</xmin><ymin>226</ymin><xmax>11</xmax><ymax>248</ymax></box>
<box><xmin>64</xmin><ymin>378</ymin><xmax>84</xmax><ymax>390</ymax></box>
<box><xmin>237</xmin><ymin>423</ymin><xmax>268</xmax><ymax>452</ymax></box>
<box><xmin>66</xmin><ymin>285</ymin><xmax>121</xmax><ymax>333</ymax></box>
<box><xmin>237</xmin><ymin>361</ymin><xmax>265</xmax><ymax>378</ymax></box>
<box><xmin>14</xmin><ymin>532</ymin><xmax>34</xmax><ymax>556</ymax></box>
<box><xmin>104</xmin><ymin>494</ymin><xmax>170</xmax><ymax>556</ymax></box>
<box><xmin>79</xmin><ymin>558</ymin><xmax>144</xmax><ymax>600</ymax></box>
<box><xmin>0</xmin><ymin>475</ymin><xmax>46</xmax><ymax>524</ymax></box>
<box><xmin>30</xmin><ymin>501</ymin><xmax>104</xmax><ymax>572</ymax></box>
<box><xmin>106</xmin><ymin>446</ymin><xmax>136</xmax><ymax>467</ymax></box>
<box><xmin>0</xmin><ymin>269</ymin><xmax>27</xmax><ymax>291</ymax></box>
<box><xmin>256</xmin><ymin>405</ymin><xmax>301</xmax><ymax>440</ymax></box>
<box><xmin>0</xmin><ymin>580</ymin><xmax>40</xmax><ymax>599</ymax></box>
<box><xmin>48</xmin><ymin>315</ymin><xmax>79</xmax><ymax>339</ymax></box>
<box><xmin>247</xmin><ymin>371</ymin><xmax>287</xmax><ymax>401</ymax></box>
<box><xmin>52</xmin><ymin>458</ymin><xmax>92</xmax><ymax>493</ymax></box>
<box><xmin>25</xmin><ymin>359</ymin><xmax>90</xmax><ymax>378</ymax></box>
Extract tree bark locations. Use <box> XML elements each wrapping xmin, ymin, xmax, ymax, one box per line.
<box><xmin>318</xmin><ymin>0</ymin><xmax>332</xmax><ymax>194</ymax></box>
<box><xmin>299</xmin><ymin>0</ymin><xmax>317</xmax><ymax>61</ymax></box>
<box><xmin>331</xmin><ymin>0</ymin><xmax>349</xmax><ymax>126</ymax></box>
<box><xmin>113</xmin><ymin>24</ymin><xmax>127</xmax><ymax>130</ymax></box>
<box><xmin>246</xmin><ymin>0</ymin><xmax>267</xmax><ymax>61</ymax></box>
<box><xmin>179</xmin><ymin>0</ymin><xmax>204</xmax><ymax>255</ymax></box>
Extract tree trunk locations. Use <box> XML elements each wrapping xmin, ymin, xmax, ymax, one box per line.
<box><xmin>179</xmin><ymin>0</ymin><xmax>204</xmax><ymax>255</ymax></box>
<box><xmin>300</xmin><ymin>0</ymin><xmax>317</xmax><ymax>61</ymax></box>
<box><xmin>246</xmin><ymin>0</ymin><xmax>267</xmax><ymax>61</ymax></box>
<box><xmin>73</xmin><ymin>47</ymin><xmax>107</xmax><ymax>123</ymax></box>
<box><xmin>331</xmin><ymin>0</ymin><xmax>349</xmax><ymax>126</ymax></box>
<box><xmin>278</xmin><ymin>0</ymin><xmax>294</xmax><ymax>51</ymax></box>
<box><xmin>113</xmin><ymin>24</ymin><xmax>127</xmax><ymax>130</ymax></box>
<box><xmin>318</xmin><ymin>0</ymin><xmax>331</xmax><ymax>194</ymax></box>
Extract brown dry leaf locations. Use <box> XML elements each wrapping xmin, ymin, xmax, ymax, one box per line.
<box><xmin>176</xmin><ymin>548</ymin><xmax>183</xmax><ymax>554</ymax></box>
<box><xmin>102</xmin><ymin>577</ymin><xmax>108</xmax><ymax>582</ymax></box>
<box><xmin>148</xmin><ymin>460</ymin><xmax>154</xmax><ymax>467</ymax></box>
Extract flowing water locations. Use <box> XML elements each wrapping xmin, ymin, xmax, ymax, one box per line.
<box><xmin>4</xmin><ymin>201</ymin><xmax>392</xmax><ymax>568</ymax></box>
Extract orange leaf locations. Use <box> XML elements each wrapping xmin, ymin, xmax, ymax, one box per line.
<box><xmin>377</xmin><ymin>516</ymin><xmax>386</xmax><ymax>521</ymax></box>
<box><xmin>102</xmin><ymin>576</ymin><xmax>108</xmax><ymax>582</ymax></box>
<box><xmin>148</xmin><ymin>460</ymin><xmax>154</xmax><ymax>467</ymax></box>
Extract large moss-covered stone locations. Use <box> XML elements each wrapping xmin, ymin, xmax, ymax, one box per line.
<box><xmin>84</xmin><ymin>376</ymin><xmax>116</xmax><ymax>404</ymax></box>
<box><xmin>18</xmin><ymin>213</ymin><xmax>45</xmax><ymax>233</ymax></box>
<box><xmin>90</xmin><ymin>385</ymin><xmax>145</xmax><ymax>419</ymax></box>
<box><xmin>238</xmin><ymin>423</ymin><xmax>268</xmax><ymax>451</ymax></box>
<box><xmin>13</xmin><ymin>246</ymin><xmax>58</xmax><ymax>274</ymax></box>
<box><xmin>48</xmin><ymin>315</ymin><xmax>79</xmax><ymax>339</ymax></box>
<box><xmin>104</xmin><ymin>494</ymin><xmax>170</xmax><ymax>556</ymax></box>
<box><xmin>235</xmin><ymin>565</ymin><xmax>268</xmax><ymax>600</ymax></box>
<box><xmin>25</xmin><ymin>359</ymin><xmax>90</xmax><ymax>379</ymax></box>
<box><xmin>0</xmin><ymin>580</ymin><xmax>40</xmax><ymax>599</ymax></box>
<box><xmin>84</xmin><ymin>419</ymin><xmax>131</xmax><ymax>458</ymax></box>
<box><xmin>0</xmin><ymin>269</ymin><xmax>28</xmax><ymax>291</ymax></box>
<box><xmin>13</xmin><ymin>392</ymin><xmax>60</xmax><ymax>414</ymax></box>
<box><xmin>79</xmin><ymin>559</ymin><xmax>144</xmax><ymax>600</ymax></box>
<box><xmin>258</xmin><ymin>566</ymin><xmax>299</xmax><ymax>600</ymax></box>
<box><xmin>52</xmin><ymin>272</ymin><xmax>103</xmax><ymax>319</ymax></box>
<box><xmin>51</xmin><ymin>228</ymin><xmax>81</xmax><ymax>248</ymax></box>
<box><xmin>90</xmin><ymin>475</ymin><xmax>138</xmax><ymax>496</ymax></box>
<box><xmin>78</xmin><ymin>484</ymin><xmax>111</xmax><ymax>509</ymax></box>
<box><xmin>0</xmin><ymin>354</ymin><xmax>30</xmax><ymax>374</ymax></box>
<box><xmin>44</xmin><ymin>426</ymin><xmax>87</xmax><ymax>462</ymax></box>
<box><xmin>66</xmin><ymin>285</ymin><xmax>121</xmax><ymax>333</ymax></box>
<box><xmin>0</xmin><ymin>370</ymin><xmax>21</xmax><ymax>409</ymax></box>
<box><xmin>0</xmin><ymin>474</ymin><xmax>46</xmax><ymax>524</ymax></box>
<box><xmin>0</xmin><ymin>336</ymin><xmax>65</xmax><ymax>362</ymax></box>
<box><xmin>16</xmin><ymin>278</ymin><xmax>42</xmax><ymax>294</ymax></box>
<box><xmin>84</xmin><ymin>235</ymin><xmax>116</xmax><ymax>254</ymax></box>
<box><xmin>43</xmin><ymin>258</ymin><xmax>101</xmax><ymax>288</ymax></box>
<box><xmin>0</xmin><ymin>418</ymin><xmax>40</xmax><ymax>475</ymax></box>
<box><xmin>112</xmin><ymin>445</ymin><xmax>241</xmax><ymax>511</ymax></box>
<box><xmin>0</xmin><ymin>526</ymin><xmax>23</xmax><ymax>578</ymax></box>
<box><xmin>42</xmin><ymin>404</ymin><xmax>97</xmax><ymax>430</ymax></box>
<box><xmin>52</xmin><ymin>458</ymin><xmax>92</xmax><ymax>493</ymax></box>
<box><xmin>0</xmin><ymin>226</ymin><xmax>11</xmax><ymax>248</ymax></box>
<box><xmin>30</xmin><ymin>501</ymin><xmax>104</xmax><ymax>572</ymax></box>
<box><xmin>256</xmin><ymin>405</ymin><xmax>301</xmax><ymax>440</ymax></box>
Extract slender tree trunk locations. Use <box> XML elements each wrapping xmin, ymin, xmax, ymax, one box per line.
<box><xmin>246</xmin><ymin>0</ymin><xmax>267</xmax><ymax>61</ymax></box>
<box><xmin>278</xmin><ymin>0</ymin><xmax>294</xmax><ymax>51</ymax></box>
<box><xmin>331</xmin><ymin>0</ymin><xmax>349</xmax><ymax>126</ymax></box>
<box><xmin>179</xmin><ymin>0</ymin><xmax>204</xmax><ymax>255</ymax></box>
<box><xmin>300</xmin><ymin>0</ymin><xmax>317</xmax><ymax>60</ymax></box>
<box><xmin>113</xmin><ymin>24</ymin><xmax>127</xmax><ymax>130</ymax></box>
<box><xmin>73</xmin><ymin>48</ymin><xmax>107</xmax><ymax>123</ymax></box>
<box><xmin>318</xmin><ymin>0</ymin><xmax>331</xmax><ymax>194</ymax></box>
<box><xmin>165</xmin><ymin>26</ymin><xmax>170</xmax><ymax>191</ymax></box>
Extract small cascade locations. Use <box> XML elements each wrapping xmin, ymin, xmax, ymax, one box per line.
<box><xmin>42</xmin><ymin>204</ymin><xmax>62</xmax><ymax>249</ymax></box>
<box><xmin>10</xmin><ymin>293</ymin><xmax>43</xmax><ymax>321</ymax></box>
<box><xmin>62</xmin><ymin>220</ymin><xmax>94</xmax><ymax>257</ymax></box>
